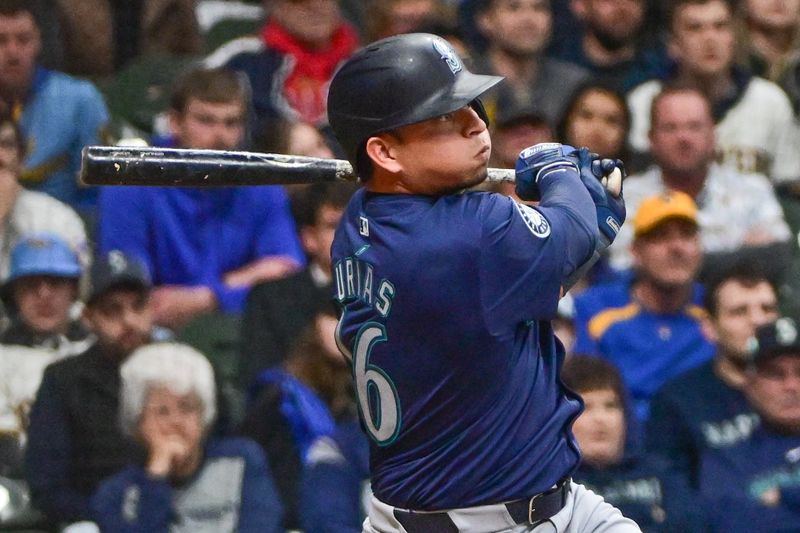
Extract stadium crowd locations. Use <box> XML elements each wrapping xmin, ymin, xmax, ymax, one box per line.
<box><xmin>1</xmin><ymin>0</ymin><xmax>800</xmax><ymax>531</ymax></box>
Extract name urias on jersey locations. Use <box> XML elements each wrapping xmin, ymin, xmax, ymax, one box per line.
<box><xmin>334</xmin><ymin>255</ymin><xmax>396</xmax><ymax>318</ymax></box>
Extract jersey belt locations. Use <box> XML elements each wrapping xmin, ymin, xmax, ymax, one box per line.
<box><xmin>392</xmin><ymin>477</ymin><xmax>571</xmax><ymax>532</ymax></box>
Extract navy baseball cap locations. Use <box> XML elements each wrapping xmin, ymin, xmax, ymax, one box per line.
<box><xmin>747</xmin><ymin>317</ymin><xmax>800</xmax><ymax>366</ymax></box>
<box><xmin>88</xmin><ymin>250</ymin><xmax>151</xmax><ymax>304</ymax></box>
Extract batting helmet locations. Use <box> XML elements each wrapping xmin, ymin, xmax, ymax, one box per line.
<box><xmin>327</xmin><ymin>33</ymin><xmax>503</xmax><ymax>173</ymax></box>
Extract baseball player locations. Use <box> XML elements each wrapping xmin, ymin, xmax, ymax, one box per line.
<box><xmin>326</xmin><ymin>33</ymin><xmax>636</xmax><ymax>533</ymax></box>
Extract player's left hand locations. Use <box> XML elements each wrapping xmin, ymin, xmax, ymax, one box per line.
<box><xmin>571</xmin><ymin>148</ymin><xmax>626</xmax><ymax>247</ymax></box>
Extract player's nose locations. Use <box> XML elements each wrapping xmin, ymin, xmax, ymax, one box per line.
<box><xmin>461</xmin><ymin>106</ymin><xmax>487</xmax><ymax>136</ymax></box>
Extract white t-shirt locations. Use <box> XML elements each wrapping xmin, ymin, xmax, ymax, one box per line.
<box><xmin>627</xmin><ymin>77</ymin><xmax>800</xmax><ymax>184</ymax></box>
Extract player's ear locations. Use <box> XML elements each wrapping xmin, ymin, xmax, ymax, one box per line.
<box><xmin>365</xmin><ymin>135</ymin><xmax>403</xmax><ymax>174</ymax></box>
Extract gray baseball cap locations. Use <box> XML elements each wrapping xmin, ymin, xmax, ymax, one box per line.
<box><xmin>88</xmin><ymin>250</ymin><xmax>151</xmax><ymax>303</ymax></box>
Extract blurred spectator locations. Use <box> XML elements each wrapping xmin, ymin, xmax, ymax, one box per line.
<box><xmin>737</xmin><ymin>0</ymin><xmax>800</xmax><ymax>83</ymax></box>
<box><xmin>0</xmin><ymin>0</ymin><xmax>111</xmax><ymax>214</ymax></box>
<box><xmin>647</xmin><ymin>261</ymin><xmax>778</xmax><ymax>489</ymax></box>
<box><xmin>205</xmin><ymin>0</ymin><xmax>359</xmax><ymax>129</ymax></box>
<box><xmin>98</xmin><ymin>67</ymin><xmax>305</xmax><ymax>330</ymax></box>
<box><xmin>550</xmin><ymin>0</ymin><xmax>669</xmax><ymax>91</ymax></box>
<box><xmin>91</xmin><ymin>342</ymin><xmax>283</xmax><ymax>532</ymax></box>
<box><xmin>574</xmin><ymin>191</ymin><xmax>715</xmax><ymax>422</ymax></box>
<box><xmin>486</xmin><ymin>104</ymin><xmax>554</xmax><ymax>198</ymax></box>
<box><xmin>610</xmin><ymin>85</ymin><xmax>792</xmax><ymax>275</ymax></box>
<box><xmin>25</xmin><ymin>251</ymin><xmax>156</xmax><ymax>528</ymax></box>
<box><xmin>564</xmin><ymin>356</ymin><xmax>700</xmax><ymax>532</ymax></box>
<box><xmin>0</xmin><ymin>234</ymin><xmax>90</xmax><ymax>478</ymax></box>
<box><xmin>0</xmin><ymin>111</ymin><xmax>88</xmax><ymax>282</ymax></box>
<box><xmin>471</xmin><ymin>0</ymin><xmax>590</xmax><ymax>128</ymax></box>
<box><xmin>365</xmin><ymin>0</ymin><xmax>453</xmax><ymax>42</ymax></box>
<box><xmin>699</xmin><ymin>317</ymin><xmax>800</xmax><ymax>532</ymax></box>
<box><xmin>1</xmin><ymin>234</ymin><xmax>90</xmax><ymax>354</ymax></box>
<box><xmin>240</xmin><ymin>302</ymin><xmax>354</xmax><ymax>530</ymax></box>
<box><xmin>557</xmin><ymin>82</ymin><xmax>632</xmax><ymax>170</ymax></box>
<box><xmin>627</xmin><ymin>0</ymin><xmax>800</xmax><ymax>184</ymax></box>
<box><xmin>252</xmin><ymin>116</ymin><xmax>336</xmax><ymax>160</ymax></box>
<box><xmin>300</xmin><ymin>417</ymin><xmax>370</xmax><ymax>533</ymax></box>
<box><xmin>54</xmin><ymin>0</ymin><xmax>202</xmax><ymax>78</ymax></box>
<box><xmin>240</xmin><ymin>181</ymin><xmax>355</xmax><ymax>388</ymax></box>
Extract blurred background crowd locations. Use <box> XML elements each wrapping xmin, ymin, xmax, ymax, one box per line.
<box><xmin>1</xmin><ymin>0</ymin><xmax>800</xmax><ymax>531</ymax></box>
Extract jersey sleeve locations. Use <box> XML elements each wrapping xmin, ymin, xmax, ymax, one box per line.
<box><xmin>476</xmin><ymin>181</ymin><xmax>596</xmax><ymax>327</ymax></box>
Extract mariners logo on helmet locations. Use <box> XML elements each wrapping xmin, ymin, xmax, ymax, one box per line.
<box><xmin>432</xmin><ymin>38</ymin><xmax>462</xmax><ymax>75</ymax></box>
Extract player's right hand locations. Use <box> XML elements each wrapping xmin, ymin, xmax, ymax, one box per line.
<box><xmin>514</xmin><ymin>143</ymin><xmax>580</xmax><ymax>201</ymax></box>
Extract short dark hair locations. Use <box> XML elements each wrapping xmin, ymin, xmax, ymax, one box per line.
<box><xmin>169</xmin><ymin>67</ymin><xmax>249</xmax><ymax>114</ymax></box>
<box><xmin>667</xmin><ymin>0</ymin><xmax>733</xmax><ymax>32</ymax></box>
<box><xmin>291</xmin><ymin>181</ymin><xmax>357</xmax><ymax>228</ymax></box>
<box><xmin>703</xmin><ymin>260</ymin><xmax>777</xmax><ymax>318</ymax></box>
<box><xmin>561</xmin><ymin>356</ymin><xmax>627</xmax><ymax>402</ymax></box>
<box><xmin>0</xmin><ymin>0</ymin><xmax>34</xmax><ymax>18</ymax></box>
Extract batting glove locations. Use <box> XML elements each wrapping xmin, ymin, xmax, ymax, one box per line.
<box><xmin>572</xmin><ymin>148</ymin><xmax>626</xmax><ymax>248</ymax></box>
<box><xmin>514</xmin><ymin>143</ymin><xmax>580</xmax><ymax>201</ymax></box>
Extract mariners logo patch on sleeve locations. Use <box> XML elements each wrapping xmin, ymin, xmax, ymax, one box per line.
<box><xmin>514</xmin><ymin>202</ymin><xmax>551</xmax><ymax>238</ymax></box>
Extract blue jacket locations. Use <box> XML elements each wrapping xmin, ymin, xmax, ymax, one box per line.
<box><xmin>91</xmin><ymin>437</ymin><xmax>284</xmax><ymax>533</ymax></box>
<box><xmin>300</xmin><ymin>418</ymin><xmax>370</xmax><ymax>533</ymax></box>
<box><xmin>573</xmin><ymin>276</ymin><xmax>715</xmax><ymax>421</ymax></box>
<box><xmin>98</xmin><ymin>184</ymin><xmax>305</xmax><ymax>312</ymax></box>
<box><xmin>17</xmin><ymin>67</ymin><xmax>109</xmax><ymax>213</ymax></box>
<box><xmin>700</xmin><ymin>425</ymin><xmax>800</xmax><ymax>533</ymax></box>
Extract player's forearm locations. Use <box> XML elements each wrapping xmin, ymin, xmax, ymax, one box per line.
<box><xmin>537</xmin><ymin>167</ymin><xmax>598</xmax><ymax>242</ymax></box>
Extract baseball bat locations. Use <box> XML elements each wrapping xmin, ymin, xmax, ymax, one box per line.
<box><xmin>80</xmin><ymin>146</ymin><xmax>517</xmax><ymax>186</ymax></box>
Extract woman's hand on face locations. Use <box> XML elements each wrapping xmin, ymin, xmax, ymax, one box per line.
<box><xmin>142</xmin><ymin>415</ymin><xmax>191</xmax><ymax>478</ymax></box>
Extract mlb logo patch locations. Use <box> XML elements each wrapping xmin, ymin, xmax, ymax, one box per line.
<box><xmin>359</xmin><ymin>216</ymin><xmax>370</xmax><ymax>237</ymax></box>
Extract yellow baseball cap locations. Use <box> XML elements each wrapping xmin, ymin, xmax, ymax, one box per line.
<box><xmin>633</xmin><ymin>190</ymin><xmax>698</xmax><ymax>237</ymax></box>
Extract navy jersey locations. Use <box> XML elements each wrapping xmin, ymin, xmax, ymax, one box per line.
<box><xmin>331</xmin><ymin>185</ymin><xmax>597</xmax><ymax>510</ymax></box>
<box><xmin>646</xmin><ymin>360</ymin><xmax>757</xmax><ymax>488</ymax></box>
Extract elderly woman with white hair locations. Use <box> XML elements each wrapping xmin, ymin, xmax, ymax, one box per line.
<box><xmin>90</xmin><ymin>342</ymin><xmax>284</xmax><ymax>532</ymax></box>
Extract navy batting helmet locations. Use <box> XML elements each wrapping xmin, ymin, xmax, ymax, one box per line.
<box><xmin>327</xmin><ymin>33</ymin><xmax>503</xmax><ymax>175</ymax></box>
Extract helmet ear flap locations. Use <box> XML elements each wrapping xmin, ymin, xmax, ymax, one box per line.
<box><xmin>469</xmin><ymin>98</ymin><xmax>490</xmax><ymax>128</ymax></box>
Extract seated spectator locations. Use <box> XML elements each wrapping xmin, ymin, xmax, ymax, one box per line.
<box><xmin>91</xmin><ymin>342</ymin><xmax>283</xmax><ymax>532</ymax></box>
<box><xmin>737</xmin><ymin>0</ymin><xmax>800</xmax><ymax>83</ymax></box>
<box><xmin>626</xmin><ymin>0</ymin><xmax>800</xmax><ymax>184</ymax></box>
<box><xmin>647</xmin><ymin>261</ymin><xmax>777</xmax><ymax>489</ymax></box>
<box><xmin>0</xmin><ymin>234</ymin><xmax>90</xmax><ymax>354</ymax></box>
<box><xmin>574</xmin><ymin>191</ymin><xmax>715</xmax><ymax>422</ymax></box>
<box><xmin>365</xmin><ymin>0</ymin><xmax>453</xmax><ymax>42</ymax></box>
<box><xmin>699</xmin><ymin>317</ymin><xmax>800</xmax><ymax>532</ymax></box>
<box><xmin>98</xmin><ymin>67</ymin><xmax>305</xmax><ymax>330</ymax></box>
<box><xmin>240</xmin><ymin>179</ymin><xmax>356</xmax><ymax>387</ymax></box>
<box><xmin>25</xmin><ymin>251</ymin><xmax>158</xmax><ymax>528</ymax></box>
<box><xmin>549</xmin><ymin>0</ymin><xmax>668</xmax><ymax>92</ymax></box>
<box><xmin>485</xmin><ymin>104</ymin><xmax>554</xmax><ymax>199</ymax></box>
<box><xmin>241</xmin><ymin>302</ymin><xmax>354</xmax><ymax>531</ymax></box>
<box><xmin>300</xmin><ymin>417</ymin><xmax>370</xmax><ymax>533</ymax></box>
<box><xmin>205</xmin><ymin>0</ymin><xmax>359</xmax><ymax>129</ymax></box>
<box><xmin>609</xmin><ymin>84</ymin><xmax>792</xmax><ymax>276</ymax></box>
<box><xmin>0</xmin><ymin>111</ymin><xmax>88</xmax><ymax>281</ymax></box>
<box><xmin>54</xmin><ymin>0</ymin><xmax>202</xmax><ymax>78</ymax></box>
<box><xmin>557</xmin><ymin>82</ymin><xmax>633</xmax><ymax>172</ymax></box>
<box><xmin>471</xmin><ymin>0</ymin><xmax>590</xmax><ymax>129</ymax></box>
<box><xmin>0</xmin><ymin>0</ymin><xmax>110</xmax><ymax>214</ymax></box>
<box><xmin>564</xmin><ymin>356</ymin><xmax>699</xmax><ymax>532</ymax></box>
